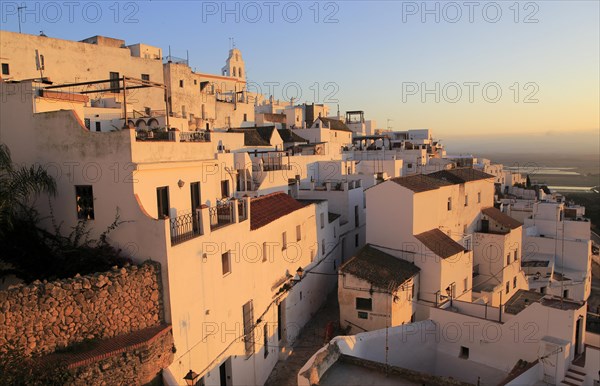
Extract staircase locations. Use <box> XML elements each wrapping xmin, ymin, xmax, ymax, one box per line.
<box><xmin>561</xmin><ymin>364</ymin><xmax>586</xmax><ymax>386</ymax></box>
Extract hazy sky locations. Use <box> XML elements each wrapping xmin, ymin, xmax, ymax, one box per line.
<box><xmin>1</xmin><ymin>1</ymin><xmax>598</xmax><ymax>153</ymax></box>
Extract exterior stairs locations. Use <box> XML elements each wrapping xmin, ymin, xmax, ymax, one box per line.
<box><xmin>561</xmin><ymin>364</ymin><xmax>586</xmax><ymax>386</ymax></box>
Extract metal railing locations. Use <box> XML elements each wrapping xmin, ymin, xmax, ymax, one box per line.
<box><xmin>210</xmin><ymin>202</ymin><xmax>234</xmax><ymax>230</ymax></box>
<box><xmin>179</xmin><ymin>131</ymin><xmax>211</xmax><ymax>142</ymax></box>
<box><xmin>170</xmin><ymin>210</ymin><xmax>202</xmax><ymax>245</ymax></box>
<box><xmin>238</xmin><ymin>200</ymin><xmax>248</xmax><ymax>222</ymax></box>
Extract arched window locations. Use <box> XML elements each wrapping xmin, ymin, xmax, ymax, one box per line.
<box><xmin>232</xmin><ymin>67</ymin><xmax>237</xmax><ymax>77</ymax></box>
<box><xmin>238</xmin><ymin>68</ymin><xmax>243</xmax><ymax>78</ymax></box>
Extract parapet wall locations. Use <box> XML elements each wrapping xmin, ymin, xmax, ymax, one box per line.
<box><xmin>0</xmin><ymin>261</ymin><xmax>163</xmax><ymax>357</ymax></box>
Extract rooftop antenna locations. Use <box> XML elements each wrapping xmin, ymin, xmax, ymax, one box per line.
<box><xmin>387</xmin><ymin>119</ymin><xmax>393</xmax><ymax>131</ymax></box>
<box><xmin>17</xmin><ymin>6</ymin><xmax>25</xmax><ymax>33</ymax></box>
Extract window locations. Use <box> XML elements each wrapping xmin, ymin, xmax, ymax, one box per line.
<box><xmin>156</xmin><ymin>186</ymin><xmax>169</xmax><ymax>218</ymax></box>
<box><xmin>354</xmin><ymin>205</ymin><xmax>359</xmax><ymax>228</ymax></box>
<box><xmin>513</xmin><ymin>276</ymin><xmax>517</xmax><ymax>289</ymax></box>
<box><xmin>1</xmin><ymin>63</ymin><xmax>9</xmax><ymax>75</ymax></box>
<box><xmin>447</xmin><ymin>197</ymin><xmax>452</xmax><ymax>211</ymax></box>
<box><xmin>222</xmin><ymin>251</ymin><xmax>231</xmax><ymax>275</ymax></box>
<box><xmin>320</xmin><ymin>212</ymin><xmax>325</xmax><ymax>229</ymax></box>
<box><xmin>95</xmin><ymin>122</ymin><xmax>101</xmax><ymax>132</ymax></box>
<box><xmin>407</xmin><ymin>163</ymin><xmax>413</xmax><ymax>169</ymax></box>
<box><xmin>463</xmin><ymin>277</ymin><xmax>468</xmax><ymax>293</ymax></box>
<box><xmin>181</xmin><ymin>105</ymin><xmax>186</xmax><ymax>118</ymax></box>
<box><xmin>356</xmin><ymin>297</ymin><xmax>372</xmax><ymax>311</ymax></box>
<box><xmin>333</xmin><ymin>227</ymin><xmax>336</xmax><ymax>238</ymax></box>
<box><xmin>460</xmin><ymin>346</ymin><xmax>469</xmax><ymax>359</ymax></box>
<box><xmin>464</xmin><ymin>194</ymin><xmax>469</xmax><ymax>207</ymax></box>
<box><xmin>506</xmin><ymin>254</ymin><xmax>511</xmax><ymax>266</ymax></box>
<box><xmin>109</xmin><ymin>72</ymin><xmax>119</xmax><ymax>93</ymax></box>
<box><xmin>141</xmin><ymin>74</ymin><xmax>150</xmax><ymax>81</ymax></box>
<box><xmin>477</xmin><ymin>192</ymin><xmax>481</xmax><ymax>203</ymax></box>
<box><xmin>505</xmin><ymin>281</ymin><xmax>510</xmax><ymax>294</ymax></box>
<box><xmin>322</xmin><ymin>239</ymin><xmax>325</xmax><ymax>255</ymax></box>
<box><xmin>262</xmin><ymin>242</ymin><xmax>269</xmax><ymax>262</ymax></box>
<box><xmin>194</xmin><ymin>79</ymin><xmax>197</xmax><ymax>85</ymax></box>
<box><xmin>242</xmin><ymin>300</ymin><xmax>254</xmax><ymax>356</ymax></box>
<box><xmin>358</xmin><ymin>311</ymin><xmax>368</xmax><ymax>319</ymax></box>
<box><xmin>263</xmin><ymin>324</ymin><xmax>269</xmax><ymax>358</ymax></box>
<box><xmin>243</xmin><ymin>113</ymin><xmax>247</xmax><ymax>122</ymax></box>
<box><xmin>221</xmin><ymin>180</ymin><xmax>230</xmax><ymax>198</ymax></box>
<box><xmin>296</xmin><ymin>225</ymin><xmax>302</xmax><ymax>241</ymax></box>
<box><xmin>355</xmin><ymin>234</ymin><xmax>359</xmax><ymax>247</ymax></box>
<box><xmin>75</xmin><ymin>185</ymin><xmax>95</xmax><ymax>220</ymax></box>
<box><xmin>540</xmin><ymin>286</ymin><xmax>546</xmax><ymax>294</ymax></box>
<box><xmin>281</xmin><ymin>232</ymin><xmax>287</xmax><ymax>250</ymax></box>
<box><xmin>514</xmin><ymin>249</ymin><xmax>518</xmax><ymax>262</ymax></box>
<box><xmin>179</xmin><ymin>80</ymin><xmax>184</xmax><ymax>88</ymax></box>
<box><xmin>563</xmin><ymin>290</ymin><xmax>569</xmax><ymax>299</ymax></box>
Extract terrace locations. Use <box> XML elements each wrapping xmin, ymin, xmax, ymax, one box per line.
<box><xmin>169</xmin><ymin>199</ymin><xmax>249</xmax><ymax>246</ymax></box>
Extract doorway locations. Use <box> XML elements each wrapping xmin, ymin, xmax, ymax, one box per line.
<box><xmin>219</xmin><ymin>358</ymin><xmax>232</xmax><ymax>386</ymax></box>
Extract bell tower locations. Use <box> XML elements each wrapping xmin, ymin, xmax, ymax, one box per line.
<box><xmin>221</xmin><ymin>48</ymin><xmax>245</xmax><ymax>81</ymax></box>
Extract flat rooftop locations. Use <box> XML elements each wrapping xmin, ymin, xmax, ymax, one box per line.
<box><xmin>320</xmin><ymin>362</ymin><xmax>419</xmax><ymax>386</ymax></box>
<box><xmin>505</xmin><ymin>290</ymin><xmax>584</xmax><ymax>314</ymax></box>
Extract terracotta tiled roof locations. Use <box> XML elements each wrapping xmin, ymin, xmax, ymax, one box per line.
<box><xmin>390</xmin><ymin>174</ymin><xmax>453</xmax><ymax>193</ymax></box>
<box><xmin>250</xmin><ymin>192</ymin><xmax>306</xmax><ymax>230</ymax></box>
<box><xmin>427</xmin><ymin>168</ymin><xmax>495</xmax><ymax>184</ymax></box>
<box><xmin>482</xmin><ymin>207</ymin><xmax>522</xmax><ymax>230</ymax></box>
<box><xmin>319</xmin><ymin>117</ymin><xmax>352</xmax><ymax>132</ymax></box>
<box><xmin>340</xmin><ymin>244</ymin><xmax>420</xmax><ymax>290</ymax></box>
<box><xmin>414</xmin><ymin>228</ymin><xmax>466</xmax><ymax>259</ymax></box>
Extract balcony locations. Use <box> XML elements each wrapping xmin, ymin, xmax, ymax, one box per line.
<box><xmin>300</xmin><ymin>179</ymin><xmax>362</xmax><ymax>192</ymax></box>
<box><xmin>179</xmin><ymin>131</ymin><xmax>211</xmax><ymax>143</ymax></box>
<box><xmin>170</xmin><ymin>211</ymin><xmax>202</xmax><ymax>246</ymax></box>
<box><xmin>209</xmin><ymin>199</ymin><xmax>248</xmax><ymax>231</ymax></box>
<box><xmin>135</xmin><ymin>130</ymin><xmax>211</xmax><ymax>143</ymax></box>
<box><xmin>169</xmin><ymin>199</ymin><xmax>250</xmax><ymax>245</ymax></box>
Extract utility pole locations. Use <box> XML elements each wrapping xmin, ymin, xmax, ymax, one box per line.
<box><xmin>17</xmin><ymin>6</ymin><xmax>25</xmax><ymax>33</ymax></box>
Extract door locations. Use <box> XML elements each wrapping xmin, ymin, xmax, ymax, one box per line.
<box><xmin>221</xmin><ymin>180</ymin><xmax>230</xmax><ymax>198</ymax></box>
<box><xmin>481</xmin><ymin>219</ymin><xmax>489</xmax><ymax>233</ymax></box>
<box><xmin>219</xmin><ymin>361</ymin><xmax>227</xmax><ymax>386</ymax></box>
<box><xmin>191</xmin><ymin>182</ymin><xmax>201</xmax><ymax>231</ymax></box>
<box><xmin>277</xmin><ymin>302</ymin><xmax>282</xmax><ymax>342</ymax></box>
<box><xmin>109</xmin><ymin>71</ymin><xmax>119</xmax><ymax>93</ymax></box>
<box><xmin>156</xmin><ymin>186</ymin><xmax>170</xmax><ymax>218</ymax></box>
<box><xmin>575</xmin><ymin>316</ymin><xmax>583</xmax><ymax>355</ymax></box>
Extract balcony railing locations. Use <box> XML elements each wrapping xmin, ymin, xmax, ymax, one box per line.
<box><xmin>210</xmin><ymin>202</ymin><xmax>235</xmax><ymax>230</ymax></box>
<box><xmin>238</xmin><ymin>200</ymin><xmax>248</xmax><ymax>222</ymax></box>
<box><xmin>179</xmin><ymin>131</ymin><xmax>211</xmax><ymax>142</ymax></box>
<box><xmin>170</xmin><ymin>211</ymin><xmax>202</xmax><ymax>246</ymax></box>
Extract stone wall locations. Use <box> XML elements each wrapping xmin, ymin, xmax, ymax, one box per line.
<box><xmin>0</xmin><ymin>261</ymin><xmax>163</xmax><ymax>357</ymax></box>
<box><xmin>67</xmin><ymin>325</ymin><xmax>174</xmax><ymax>385</ymax></box>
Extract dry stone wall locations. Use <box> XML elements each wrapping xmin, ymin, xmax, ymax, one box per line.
<box><xmin>0</xmin><ymin>261</ymin><xmax>163</xmax><ymax>357</ymax></box>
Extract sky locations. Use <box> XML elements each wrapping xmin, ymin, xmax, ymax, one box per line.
<box><xmin>1</xmin><ymin>0</ymin><xmax>598</xmax><ymax>154</ymax></box>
